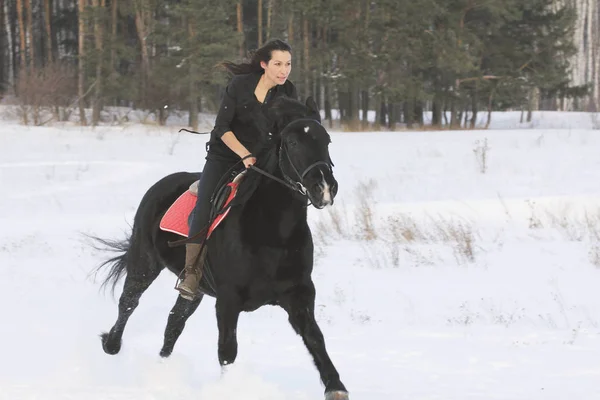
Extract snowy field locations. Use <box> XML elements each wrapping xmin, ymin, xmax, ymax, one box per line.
<box><xmin>1</xmin><ymin>110</ymin><xmax>600</xmax><ymax>399</ymax></box>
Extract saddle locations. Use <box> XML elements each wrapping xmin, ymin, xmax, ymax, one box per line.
<box><xmin>159</xmin><ymin>171</ymin><xmax>246</xmax><ymax>239</ymax></box>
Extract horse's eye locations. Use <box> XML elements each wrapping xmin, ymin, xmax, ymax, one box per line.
<box><xmin>288</xmin><ymin>140</ymin><xmax>297</xmax><ymax>147</ymax></box>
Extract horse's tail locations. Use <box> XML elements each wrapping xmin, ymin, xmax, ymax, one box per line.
<box><xmin>88</xmin><ymin>233</ymin><xmax>131</xmax><ymax>295</ymax></box>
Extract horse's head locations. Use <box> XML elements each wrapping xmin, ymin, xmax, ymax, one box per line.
<box><xmin>269</xmin><ymin>96</ymin><xmax>338</xmax><ymax>209</ymax></box>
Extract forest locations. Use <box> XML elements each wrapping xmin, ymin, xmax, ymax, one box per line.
<box><xmin>0</xmin><ymin>0</ymin><xmax>593</xmax><ymax>128</ymax></box>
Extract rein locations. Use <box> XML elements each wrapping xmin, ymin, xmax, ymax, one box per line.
<box><xmin>249</xmin><ymin>164</ymin><xmax>306</xmax><ymax>195</ymax></box>
<box><xmin>250</xmin><ymin>137</ymin><xmax>332</xmax><ymax>204</ymax></box>
<box><xmin>170</xmin><ymin>118</ymin><xmax>330</xmax><ymax>248</ymax></box>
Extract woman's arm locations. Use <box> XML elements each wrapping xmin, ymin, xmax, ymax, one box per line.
<box><xmin>221</xmin><ymin>131</ymin><xmax>256</xmax><ymax>168</ymax></box>
<box><xmin>211</xmin><ymin>76</ymin><xmax>256</xmax><ymax>167</ymax></box>
<box><xmin>220</xmin><ymin>131</ymin><xmax>250</xmax><ymax>158</ymax></box>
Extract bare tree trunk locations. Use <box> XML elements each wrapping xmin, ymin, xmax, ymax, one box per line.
<box><xmin>443</xmin><ymin>102</ymin><xmax>449</xmax><ymax>126</ymax></box>
<box><xmin>17</xmin><ymin>0</ymin><xmax>26</xmax><ymax>70</ymax></box>
<box><xmin>315</xmin><ymin>74</ymin><xmax>321</xmax><ymax>108</ymax></box>
<box><xmin>237</xmin><ymin>0</ymin><xmax>244</xmax><ymax>58</ymax></box>
<box><xmin>188</xmin><ymin>20</ymin><xmax>198</xmax><ymax>130</ymax></box>
<box><xmin>91</xmin><ymin>0</ymin><xmax>105</xmax><ymax>126</ymax></box>
<box><xmin>134</xmin><ymin>0</ymin><xmax>150</xmax><ymax>109</ymax></box>
<box><xmin>324</xmin><ymin>81</ymin><xmax>332</xmax><ymax>127</ymax></box>
<box><xmin>374</xmin><ymin>93</ymin><xmax>383</xmax><ymax>129</ymax></box>
<box><xmin>527</xmin><ymin>88</ymin><xmax>534</xmax><ymax>123</ymax></box>
<box><xmin>361</xmin><ymin>90</ymin><xmax>369</xmax><ymax>128</ymax></box>
<box><xmin>303</xmin><ymin>15</ymin><xmax>309</xmax><ymax>98</ymax></box>
<box><xmin>110</xmin><ymin>0</ymin><xmax>117</xmax><ymax>69</ymax></box>
<box><xmin>338</xmin><ymin>87</ymin><xmax>348</xmax><ymax>123</ymax></box>
<box><xmin>485</xmin><ymin>87</ymin><xmax>496</xmax><ymax>129</ymax></box>
<box><xmin>348</xmin><ymin>82</ymin><xmax>360</xmax><ymax>127</ymax></box>
<box><xmin>267</xmin><ymin>0</ymin><xmax>273</xmax><ymax>39</ymax></box>
<box><xmin>78</xmin><ymin>0</ymin><xmax>87</xmax><ymax>125</ymax></box>
<box><xmin>287</xmin><ymin>13</ymin><xmax>293</xmax><ymax>43</ymax></box>
<box><xmin>257</xmin><ymin>0</ymin><xmax>262</xmax><ymax>47</ymax></box>
<box><xmin>53</xmin><ymin>0</ymin><xmax>62</xmax><ymax>60</ymax></box>
<box><xmin>387</xmin><ymin>99</ymin><xmax>394</xmax><ymax>130</ymax></box>
<box><xmin>188</xmin><ymin>78</ymin><xmax>198</xmax><ymax>129</ymax></box>
<box><xmin>432</xmin><ymin>92</ymin><xmax>443</xmax><ymax>127</ymax></box>
<box><xmin>415</xmin><ymin>101</ymin><xmax>424</xmax><ymax>126</ymax></box>
<box><xmin>0</xmin><ymin>0</ymin><xmax>4</xmax><ymax>92</ymax></box>
<box><xmin>43</xmin><ymin>0</ymin><xmax>52</xmax><ymax>63</ymax></box>
<box><xmin>450</xmin><ymin>79</ymin><xmax>459</xmax><ymax>128</ymax></box>
<box><xmin>404</xmin><ymin>100</ymin><xmax>413</xmax><ymax>128</ymax></box>
<box><xmin>5</xmin><ymin>0</ymin><xmax>16</xmax><ymax>91</ymax></box>
<box><xmin>470</xmin><ymin>87</ymin><xmax>478</xmax><ymax>129</ymax></box>
<box><xmin>25</xmin><ymin>0</ymin><xmax>33</xmax><ymax>68</ymax></box>
<box><xmin>450</xmin><ymin>98</ymin><xmax>458</xmax><ymax>128</ymax></box>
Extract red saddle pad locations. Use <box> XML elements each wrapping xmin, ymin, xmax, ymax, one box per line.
<box><xmin>159</xmin><ymin>191</ymin><xmax>197</xmax><ymax>237</ymax></box>
<box><xmin>159</xmin><ymin>182</ymin><xmax>239</xmax><ymax>238</ymax></box>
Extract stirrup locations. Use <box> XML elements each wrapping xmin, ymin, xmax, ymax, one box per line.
<box><xmin>176</xmin><ymin>275</ymin><xmax>200</xmax><ymax>300</ymax></box>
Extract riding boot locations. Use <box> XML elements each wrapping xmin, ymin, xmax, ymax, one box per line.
<box><xmin>176</xmin><ymin>243</ymin><xmax>206</xmax><ymax>301</ymax></box>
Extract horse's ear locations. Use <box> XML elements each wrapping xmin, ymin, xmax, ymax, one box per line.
<box><xmin>305</xmin><ymin>97</ymin><xmax>321</xmax><ymax>123</ymax></box>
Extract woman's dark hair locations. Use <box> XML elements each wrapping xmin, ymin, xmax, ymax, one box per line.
<box><xmin>220</xmin><ymin>39</ymin><xmax>292</xmax><ymax>75</ymax></box>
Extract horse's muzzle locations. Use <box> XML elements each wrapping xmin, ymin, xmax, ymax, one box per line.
<box><xmin>311</xmin><ymin>177</ymin><xmax>337</xmax><ymax>209</ymax></box>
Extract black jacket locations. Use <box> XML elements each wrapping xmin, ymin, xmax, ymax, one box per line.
<box><xmin>207</xmin><ymin>71</ymin><xmax>298</xmax><ymax>161</ymax></box>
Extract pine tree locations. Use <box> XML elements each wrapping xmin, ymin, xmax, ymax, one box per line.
<box><xmin>172</xmin><ymin>0</ymin><xmax>239</xmax><ymax>128</ymax></box>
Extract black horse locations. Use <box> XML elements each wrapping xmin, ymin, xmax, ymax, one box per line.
<box><xmin>93</xmin><ymin>96</ymin><xmax>349</xmax><ymax>400</ymax></box>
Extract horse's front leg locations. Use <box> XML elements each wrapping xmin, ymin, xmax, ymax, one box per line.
<box><xmin>281</xmin><ymin>282</ymin><xmax>348</xmax><ymax>400</ymax></box>
<box><xmin>215</xmin><ymin>288</ymin><xmax>241</xmax><ymax>367</ymax></box>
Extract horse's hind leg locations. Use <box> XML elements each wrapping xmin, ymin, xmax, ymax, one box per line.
<box><xmin>160</xmin><ymin>293</ymin><xmax>204</xmax><ymax>357</ymax></box>
<box><xmin>101</xmin><ymin>271</ymin><xmax>160</xmax><ymax>355</ymax></box>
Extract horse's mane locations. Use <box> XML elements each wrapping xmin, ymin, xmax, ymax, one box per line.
<box><xmin>269</xmin><ymin>96</ymin><xmax>321</xmax><ymax>133</ymax></box>
<box><xmin>229</xmin><ymin>95</ymin><xmax>320</xmax><ymax>207</ymax></box>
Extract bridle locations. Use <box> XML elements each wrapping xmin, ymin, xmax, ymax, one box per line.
<box><xmin>250</xmin><ymin>120</ymin><xmax>333</xmax><ymax>202</ymax></box>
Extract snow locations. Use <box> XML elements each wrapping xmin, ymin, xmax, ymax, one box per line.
<box><xmin>1</xmin><ymin>110</ymin><xmax>600</xmax><ymax>399</ymax></box>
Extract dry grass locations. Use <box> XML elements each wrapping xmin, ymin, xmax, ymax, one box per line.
<box><xmin>473</xmin><ymin>138</ymin><xmax>490</xmax><ymax>174</ymax></box>
<box><xmin>590</xmin><ymin>244</ymin><xmax>600</xmax><ymax>268</ymax></box>
<box><xmin>527</xmin><ymin>203</ymin><xmax>600</xmax><ymax>267</ymax></box>
<box><xmin>313</xmin><ymin>202</ymin><xmax>352</xmax><ymax>245</ymax></box>
<box><xmin>15</xmin><ymin>63</ymin><xmax>77</xmax><ymax>125</ymax></box>
<box><xmin>386</xmin><ymin>214</ymin><xmax>427</xmax><ymax>243</ymax></box>
<box><xmin>355</xmin><ymin>179</ymin><xmax>378</xmax><ymax>241</ymax></box>
<box><xmin>385</xmin><ymin>213</ymin><xmax>478</xmax><ymax>264</ymax></box>
<box><xmin>584</xmin><ymin>210</ymin><xmax>600</xmax><ymax>267</ymax></box>
<box><xmin>433</xmin><ymin>217</ymin><xmax>477</xmax><ymax>263</ymax></box>
<box><xmin>313</xmin><ymin>179</ymin><xmax>600</xmax><ymax>270</ymax></box>
<box><xmin>328</xmin><ymin>203</ymin><xmax>348</xmax><ymax>237</ymax></box>
<box><xmin>585</xmin><ymin>210</ymin><xmax>600</xmax><ymax>241</ymax></box>
<box><xmin>544</xmin><ymin>205</ymin><xmax>586</xmax><ymax>241</ymax></box>
<box><xmin>313</xmin><ymin>176</ymin><xmax>479</xmax><ymax>267</ymax></box>
<box><xmin>341</xmin><ymin>119</ymin><xmax>386</xmax><ymax>132</ymax></box>
<box><xmin>591</xmin><ymin>113</ymin><xmax>600</xmax><ymax>130</ymax></box>
<box><xmin>527</xmin><ymin>200</ymin><xmax>544</xmax><ymax>229</ymax></box>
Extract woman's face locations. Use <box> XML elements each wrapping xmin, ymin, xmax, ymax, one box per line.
<box><xmin>261</xmin><ymin>50</ymin><xmax>292</xmax><ymax>85</ymax></box>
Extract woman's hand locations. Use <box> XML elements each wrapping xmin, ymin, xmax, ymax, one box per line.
<box><xmin>241</xmin><ymin>153</ymin><xmax>257</xmax><ymax>169</ymax></box>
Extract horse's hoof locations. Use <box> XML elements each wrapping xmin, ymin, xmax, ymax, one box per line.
<box><xmin>325</xmin><ymin>391</ymin><xmax>349</xmax><ymax>400</ymax></box>
<box><xmin>159</xmin><ymin>348</ymin><xmax>172</xmax><ymax>358</ymax></box>
<box><xmin>100</xmin><ymin>332</ymin><xmax>121</xmax><ymax>355</ymax></box>
<box><xmin>220</xmin><ymin>364</ymin><xmax>232</xmax><ymax>377</ymax></box>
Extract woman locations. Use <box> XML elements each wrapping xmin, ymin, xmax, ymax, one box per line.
<box><xmin>176</xmin><ymin>39</ymin><xmax>298</xmax><ymax>300</ymax></box>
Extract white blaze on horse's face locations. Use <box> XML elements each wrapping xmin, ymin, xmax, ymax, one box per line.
<box><xmin>320</xmin><ymin>170</ymin><xmax>332</xmax><ymax>205</ymax></box>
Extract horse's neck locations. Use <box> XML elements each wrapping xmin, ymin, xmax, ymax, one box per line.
<box><xmin>248</xmin><ymin>180</ymin><xmax>307</xmax><ymax>239</ymax></box>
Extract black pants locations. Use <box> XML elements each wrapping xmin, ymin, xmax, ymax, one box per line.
<box><xmin>188</xmin><ymin>157</ymin><xmax>239</xmax><ymax>242</ymax></box>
